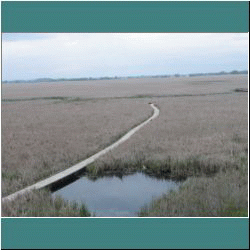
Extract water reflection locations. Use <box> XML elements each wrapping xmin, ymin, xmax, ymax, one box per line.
<box><xmin>52</xmin><ymin>172</ymin><xmax>181</xmax><ymax>217</ymax></box>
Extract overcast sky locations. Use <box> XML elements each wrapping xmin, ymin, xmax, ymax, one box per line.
<box><xmin>2</xmin><ymin>33</ymin><xmax>248</xmax><ymax>81</ymax></box>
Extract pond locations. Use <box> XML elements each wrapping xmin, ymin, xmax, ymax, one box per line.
<box><xmin>52</xmin><ymin>172</ymin><xmax>181</xmax><ymax>217</ymax></box>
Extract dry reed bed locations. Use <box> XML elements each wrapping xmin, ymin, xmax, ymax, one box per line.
<box><xmin>2</xmin><ymin>75</ymin><xmax>247</xmax><ymax>100</ymax></box>
<box><xmin>90</xmin><ymin>87</ymin><xmax>248</xmax><ymax>217</ymax></box>
<box><xmin>1</xmin><ymin>98</ymin><xmax>152</xmax><ymax>196</ymax></box>
<box><xmin>1</xmin><ymin>189</ymin><xmax>91</xmax><ymax>217</ymax></box>
<box><xmin>1</xmin><ymin>75</ymin><xmax>248</xmax><ymax>217</ymax></box>
<box><xmin>97</xmin><ymin>92</ymin><xmax>248</xmax><ymax>164</ymax></box>
<box><xmin>138</xmin><ymin>155</ymin><xmax>248</xmax><ymax>217</ymax></box>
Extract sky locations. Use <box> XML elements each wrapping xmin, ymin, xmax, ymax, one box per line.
<box><xmin>1</xmin><ymin>33</ymin><xmax>248</xmax><ymax>81</ymax></box>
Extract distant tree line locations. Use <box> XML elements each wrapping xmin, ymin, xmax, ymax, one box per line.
<box><xmin>2</xmin><ymin>70</ymin><xmax>248</xmax><ymax>84</ymax></box>
<box><xmin>188</xmin><ymin>70</ymin><xmax>248</xmax><ymax>77</ymax></box>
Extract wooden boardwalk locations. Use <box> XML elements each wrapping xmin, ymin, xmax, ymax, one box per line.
<box><xmin>2</xmin><ymin>103</ymin><xmax>160</xmax><ymax>202</ymax></box>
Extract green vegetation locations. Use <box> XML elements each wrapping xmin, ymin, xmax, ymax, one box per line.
<box><xmin>86</xmin><ymin>155</ymin><xmax>240</xmax><ymax>180</ymax></box>
<box><xmin>2</xmin><ymin>171</ymin><xmax>20</xmax><ymax>181</ymax></box>
<box><xmin>1</xmin><ymin>96</ymin><xmax>92</xmax><ymax>103</ymax></box>
<box><xmin>234</xmin><ymin>88</ymin><xmax>248</xmax><ymax>92</ymax></box>
<box><xmin>2</xmin><ymin>189</ymin><xmax>91</xmax><ymax>217</ymax></box>
<box><xmin>3</xmin><ymin>91</ymin><xmax>242</xmax><ymax>104</ymax></box>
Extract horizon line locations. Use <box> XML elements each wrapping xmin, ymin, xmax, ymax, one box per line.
<box><xmin>2</xmin><ymin>69</ymin><xmax>248</xmax><ymax>83</ymax></box>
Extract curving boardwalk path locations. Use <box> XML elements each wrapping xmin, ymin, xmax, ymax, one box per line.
<box><xmin>2</xmin><ymin>103</ymin><xmax>159</xmax><ymax>202</ymax></box>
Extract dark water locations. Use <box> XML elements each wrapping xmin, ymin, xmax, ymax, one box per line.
<box><xmin>52</xmin><ymin>172</ymin><xmax>180</xmax><ymax>217</ymax></box>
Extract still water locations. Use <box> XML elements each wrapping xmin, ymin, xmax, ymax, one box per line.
<box><xmin>52</xmin><ymin>172</ymin><xmax>180</xmax><ymax>217</ymax></box>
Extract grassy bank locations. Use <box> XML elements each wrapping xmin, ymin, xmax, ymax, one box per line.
<box><xmin>138</xmin><ymin>154</ymin><xmax>248</xmax><ymax>217</ymax></box>
<box><xmin>86</xmin><ymin>153</ymin><xmax>244</xmax><ymax>180</ymax></box>
<box><xmin>2</xmin><ymin>189</ymin><xmax>91</xmax><ymax>217</ymax></box>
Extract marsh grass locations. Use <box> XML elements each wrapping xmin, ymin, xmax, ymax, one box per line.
<box><xmin>234</xmin><ymin>88</ymin><xmax>248</xmax><ymax>92</ymax></box>
<box><xmin>138</xmin><ymin>154</ymin><xmax>248</xmax><ymax>217</ymax></box>
<box><xmin>1</xmin><ymin>96</ymin><xmax>69</xmax><ymax>102</ymax></box>
<box><xmin>142</xmin><ymin>157</ymin><xmax>221</xmax><ymax>180</ymax></box>
<box><xmin>2</xmin><ymin>75</ymin><xmax>247</xmax><ymax>217</ymax></box>
<box><xmin>2</xmin><ymin>153</ymin><xmax>247</xmax><ymax>217</ymax></box>
<box><xmin>1</xmin><ymin>189</ymin><xmax>91</xmax><ymax>217</ymax></box>
<box><xmin>2</xmin><ymin>91</ymin><xmax>237</xmax><ymax>105</ymax></box>
<box><xmin>1</xmin><ymin>98</ymin><xmax>151</xmax><ymax>196</ymax></box>
<box><xmin>2</xmin><ymin>75</ymin><xmax>247</xmax><ymax>101</ymax></box>
<box><xmin>85</xmin><ymin>151</ymin><xmax>146</xmax><ymax>177</ymax></box>
<box><xmin>1</xmin><ymin>155</ymin><xmax>77</xmax><ymax>197</ymax></box>
<box><xmin>85</xmin><ymin>154</ymin><xmax>237</xmax><ymax>181</ymax></box>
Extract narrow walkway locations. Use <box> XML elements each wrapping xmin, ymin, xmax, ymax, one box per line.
<box><xmin>2</xmin><ymin>103</ymin><xmax>160</xmax><ymax>202</ymax></box>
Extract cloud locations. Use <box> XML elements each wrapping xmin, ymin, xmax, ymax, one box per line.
<box><xmin>2</xmin><ymin>33</ymin><xmax>248</xmax><ymax>81</ymax></box>
<box><xmin>2</xmin><ymin>33</ymin><xmax>52</xmax><ymax>42</ymax></box>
